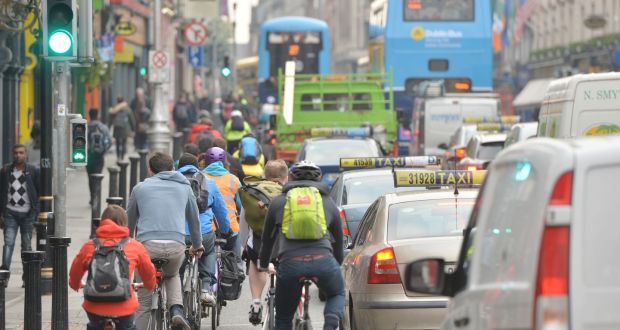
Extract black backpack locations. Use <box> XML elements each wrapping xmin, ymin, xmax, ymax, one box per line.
<box><xmin>83</xmin><ymin>238</ymin><xmax>132</xmax><ymax>302</ymax></box>
<box><xmin>89</xmin><ymin>124</ymin><xmax>106</xmax><ymax>154</ymax></box>
<box><xmin>219</xmin><ymin>249</ymin><xmax>244</xmax><ymax>301</ymax></box>
<box><xmin>184</xmin><ymin>171</ymin><xmax>209</xmax><ymax>213</ymax></box>
<box><xmin>231</xmin><ymin>116</ymin><xmax>245</xmax><ymax>131</ymax></box>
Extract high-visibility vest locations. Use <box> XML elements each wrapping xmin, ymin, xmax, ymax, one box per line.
<box><xmin>205</xmin><ymin>173</ymin><xmax>241</xmax><ymax>233</ymax></box>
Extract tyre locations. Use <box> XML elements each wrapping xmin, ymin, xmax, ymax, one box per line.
<box><xmin>268</xmin><ymin>297</ymin><xmax>276</xmax><ymax>330</ymax></box>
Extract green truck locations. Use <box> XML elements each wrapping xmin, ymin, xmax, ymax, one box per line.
<box><xmin>270</xmin><ymin>71</ymin><xmax>397</xmax><ymax>161</ymax></box>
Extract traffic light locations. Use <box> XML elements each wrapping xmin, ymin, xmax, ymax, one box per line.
<box><xmin>43</xmin><ymin>0</ymin><xmax>77</xmax><ymax>59</ymax></box>
<box><xmin>221</xmin><ymin>55</ymin><xmax>232</xmax><ymax>78</ymax></box>
<box><xmin>69</xmin><ymin>118</ymin><xmax>87</xmax><ymax>166</ymax></box>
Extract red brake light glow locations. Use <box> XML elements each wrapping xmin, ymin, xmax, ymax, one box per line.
<box><xmin>550</xmin><ymin>172</ymin><xmax>573</xmax><ymax>206</ymax></box>
<box><xmin>368</xmin><ymin>247</ymin><xmax>401</xmax><ymax>284</ymax></box>
<box><xmin>456</xmin><ymin>148</ymin><xmax>466</xmax><ymax>159</ymax></box>
<box><xmin>339</xmin><ymin>209</ymin><xmax>350</xmax><ymax>236</ymax></box>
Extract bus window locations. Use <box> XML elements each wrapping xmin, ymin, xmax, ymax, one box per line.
<box><xmin>267</xmin><ymin>32</ymin><xmax>322</xmax><ymax>78</ymax></box>
<box><xmin>404</xmin><ymin>0</ymin><xmax>475</xmax><ymax>22</ymax></box>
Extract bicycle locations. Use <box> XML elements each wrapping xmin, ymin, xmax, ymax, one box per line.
<box><xmin>293</xmin><ymin>278</ymin><xmax>314</xmax><ymax>330</ymax></box>
<box><xmin>181</xmin><ymin>248</ymin><xmax>202</xmax><ymax>330</ymax></box>
<box><xmin>79</xmin><ymin>282</ymin><xmax>144</xmax><ymax>330</ymax></box>
<box><xmin>261</xmin><ymin>273</ymin><xmax>276</xmax><ymax>330</ymax></box>
<box><xmin>147</xmin><ymin>258</ymin><xmax>170</xmax><ymax>330</ymax></box>
<box><xmin>206</xmin><ymin>237</ymin><xmax>228</xmax><ymax>329</ymax></box>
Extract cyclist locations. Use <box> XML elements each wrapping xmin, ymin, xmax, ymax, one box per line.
<box><xmin>127</xmin><ymin>152</ymin><xmax>205</xmax><ymax>330</ymax></box>
<box><xmin>202</xmin><ymin>147</ymin><xmax>243</xmax><ymax>264</ymax></box>
<box><xmin>223</xmin><ymin>110</ymin><xmax>252</xmax><ymax>153</ymax></box>
<box><xmin>258</xmin><ymin>161</ymin><xmax>345</xmax><ymax>330</ymax></box>
<box><xmin>239</xmin><ymin>160</ymin><xmax>288</xmax><ymax>325</ymax></box>
<box><xmin>177</xmin><ymin>153</ymin><xmax>231</xmax><ymax>305</ymax></box>
<box><xmin>212</xmin><ymin>137</ymin><xmax>245</xmax><ymax>180</ymax></box>
<box><xmin>69</xmin><ymin>205</ymin><xmax>157</xmax><ymax>330</ymax></box>
<box><xmin>232</xmin><ymin>135</ymin><xmax>265</xmax><ymax>178</ymax></box>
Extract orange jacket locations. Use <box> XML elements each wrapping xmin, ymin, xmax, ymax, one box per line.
<box><xmin>204</xmin><ymin>173</ymin><xmax>241</xmax><ymax>233</ymax></box>
<box><xmin>69</xmin><ymin>219</ymin><xmax>157</xmax><ymax>317</ymax></box>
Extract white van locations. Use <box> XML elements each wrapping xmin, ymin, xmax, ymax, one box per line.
<box><xmin>410</xmin><ymin>95</ymin><xmax>501</xmax><ymax>156</ymax></box>
<box><xmin>538</xmin><ymin>72</ymin><xmax>620</xmax><ymax>138</ymax></box>
<box><xmin>405</xmin><ymin>136</ymin><xmax>620</xmax><ymax>330</ymax></box>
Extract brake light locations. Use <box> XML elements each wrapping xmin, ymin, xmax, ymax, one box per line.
<box><xmin>467</xmin><ymin>165</ymin><xmax>478</xmax><ymax>172</ymax></box>
<box><xmin>533</xmin><ymin>171</ymin><xmax>572</xmax><ymax>330</ymax></box>
<box><xmin>339</xmin><ymin>209</ymin><xmax>350</xmax><ymax>236</ymax></box>
<box><xmin>368</xmin><ymin>247</ymin><xmax>400</xmax><ymax>284</ymax></box>
<box><xmin>456</xmin><ymin>148</ymin><xmax>466</xmax><ymax>159</ymax></box>
<box><xmin>271</xmin><ymin>137</ymin><xmax>277</xmax><ymax>145</ymax></box>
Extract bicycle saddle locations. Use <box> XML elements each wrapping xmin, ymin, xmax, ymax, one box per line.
<box><xmin>298</xmin><ymin>276</ymin><xmax>319</xmax><ymax>284</ymax></box>
<box><xmin>151</xmin><ymin>258</ymin><xmax>169</xmax><ymax>269</ymax></box>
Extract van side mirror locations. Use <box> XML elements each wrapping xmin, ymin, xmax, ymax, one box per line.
<box><xmin>405</xmin><ymin>258</ymin><xmax>446</xmax><ymax>295</ymax></box>
<box><xmin>269</xmin><ymin>114</ymin><xmax>277</xmax><ymax>130</ymax></box>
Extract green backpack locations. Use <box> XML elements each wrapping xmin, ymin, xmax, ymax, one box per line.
<box><xmin>281</xmin><ymin>186</ymin><xmax>327</xmax><ymax>240</ymax></box>
<box><xmin>240</xmin><ymin>177</ymin><xmax>282</xmax><ymax>236</ymax></box>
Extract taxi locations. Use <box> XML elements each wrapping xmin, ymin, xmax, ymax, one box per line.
<box><xmin>329</xmin><ymin>156</ymin><xmax>440</xmax><ymax>241</ymax></box>
<box><xmin>296</xmin><ymin>127</ymin><xmax>384</xmax><ymax>186</ymax></box>
<box><xmin>341</xmin><ymin>169</ymin><xmax>484</xmax><ymax>330</ymax></box>
<box><xmin>405</xmin><ymin>136</ymin><xmax>620</xmax><ymax>330</ymax></box>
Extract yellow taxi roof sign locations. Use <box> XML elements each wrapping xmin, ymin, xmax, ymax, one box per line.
<box><xmin>393</xmin><ymin>170</ymin><xmax>487</xmax><ymax>187</ymax></box>
<box><xmin>463</xmin><ymin>115</ymin><xmax>520</xmax><ymax>124</ymax></box>
<box><xmin>311</xmin><ymin>127</ymin><xmax>371</xmax><ymax>138</ymax></box>
<box><xmin>476</xmin><ymin>123</ymin><xmax>511</xmax><ymax>132</ymax></box>
<box><xmin>340</xmin><ymin>156</ymin><xmax>439</xmax><ymax>169</ymax></box>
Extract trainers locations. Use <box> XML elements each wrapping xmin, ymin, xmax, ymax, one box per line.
<box><xmin>170</xmin><ymin>305</ymin><xmax>191</xmax><ymax>330</ymax></box>
<box><xmin>249</xmin><ymin>303</ymin><xmax>262</xmax><ymax>325</ymax></box>
<box><xmin>201</xmin><ymin>289</ymin><xmax>216</xmax><ymax>306</ymax></box>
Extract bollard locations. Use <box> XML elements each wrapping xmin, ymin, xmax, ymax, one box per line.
<box><xmin>106</xmin><ymin>197</ymin><xmax>124</xmax><ymax>206</ymax></box>
<box><xmin>23</xmin><ymin>251</ymin><xmax>44</xmax><ymax>330</ymax></box>
<box><xmin>108</xmin><ymin>166</ymin><xmax>120</xmax><ymax>198</ymax></box>
<box><xmin>172</xmin><ymin>132</ymin><xmax>184</xmax><ymax>160</ymax></box>
<box><xmin>138</xmin><ymin>149</ymin><xmax>148</xmax><ymax>182</ymax></box>
<box><xmin>129</xmin><ymin>155</ymin><xmax>140</xmax><ymax>193</ymax></box>
<box><xmin>182</xmin><ymin>127</ymin><xmax>191</xmax><ymax>145</ymax></box>
<box><xmin>117</xmin><ymin>160</ymin><xmax>129</xmax><ymax>208</ymax></box>
<box><xmin>89</xmin><ymin>174</ymin><xmax>104</xmax><ymax>238</ymax></box>
<box><xmin>36</xmin><ymin>210</ymin><xmax>53</xmax><ymax>295</ymax></box>
<box><xmin>0</xmin><ymin>270</ymin><xmax>9</xmax><ymax>329</ymax></box>
<box><xmin>50</xmin><ymin>237</ymin><xmax>70</xmax><ymax>330</ymax></box>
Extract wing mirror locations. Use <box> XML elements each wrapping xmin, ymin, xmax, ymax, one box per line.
<box><xmin>405</xmin><ymin>258</ymin><xmax>446</xmax><ymax>295</ymax></box>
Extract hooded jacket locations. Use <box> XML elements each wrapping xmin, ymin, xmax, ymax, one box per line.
<box><xmin>203</xmin><ymin>161</ymin><xmax>242</xmax><ymax>234</ymax></box>
<box><xmin>69</xmin><ymin>219</ymin><xmax>157</xmax><ymax>317</ymax></box>
<box><xmin>259</xmin><ymin>180</ymin><xmax>343</xmax><ymax>269</ymax></box>
<box><xmin>188</xmin><ymin>124</ymin><xmax>223</xmax><ymax>144</ymax></box>
<box><xmin>177</xmin><ymin>165</ymin><xmax>231</xmax><ymax>235</ymax></box>
<box><xmin>127</xmin><ymin>171</ymin><xmax>202</xmax><ymax>247</ymax></box>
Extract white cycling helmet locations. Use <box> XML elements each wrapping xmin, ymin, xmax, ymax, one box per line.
<box><xmin>231</xmin><ymin>110</ymin><xmax>243</xmax><ymax>117</ymax></box>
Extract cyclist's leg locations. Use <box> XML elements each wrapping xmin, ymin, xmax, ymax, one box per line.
<box><xmin>247</xmin><ymin>246</ymin><xmax>266</xmax><ymax>323</ymax></box>
<box><xmin>311</xmin><ymin>257</ymin><xmax>345</xmax><ymax>330</ymax></box>
<box><xmin>135</xmin><ymin>242</ymin><xmax>161</xmax><ymax>329</ymax></box>
<box><xmin>198</xmin><ymin>232</ymin><xmax>216</xmax><ymax>303</ymax></box>
<box><xmin>158</xmin><ymin>242</ymin><xmax>186</xmax><ymax>308</ymax></box>
<box><xmin>274</xmin><ymin>259</ymin><xmax>304</xmax><ymax>330</ymax></box>
<box><xmin>85</xmin><ymin>312</ymin><xmax>107</xmax><ymax>330</ymax></box>
<box><xmin>114</xmin><ymin>314</ymin><xmax>138</xmax><ymax>330</ymax></box>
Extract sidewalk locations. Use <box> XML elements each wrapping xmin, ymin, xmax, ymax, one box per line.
<box><xmin>3</xmin><ymin>150</ymin><xmax>120</xmax><ymax>329</ymax></box>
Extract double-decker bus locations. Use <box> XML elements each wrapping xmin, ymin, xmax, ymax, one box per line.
<box><xmin>236</xmin><ymin>56</ymin><xmax>258</xmax><ymax>105</ymax></box>
<box><xmin>258</xmin><ymin>16</ymin><xmax>331</xmax><ymax>104</ymax></box>
<box><xmin>369</xmin><ymin>0</ymin><xmax>493</xmax><ymax>155</ymax></box>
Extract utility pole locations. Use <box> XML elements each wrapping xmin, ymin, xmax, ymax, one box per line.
<box><xmin>147</xmin><ymin>0</ymin><xmax>172</xmax><ymax>153</ymax></box>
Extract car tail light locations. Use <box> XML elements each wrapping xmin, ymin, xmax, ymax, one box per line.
<box><xmin>533</xmin><ymin>172</ymin><xmax>572</xmax><ymax>330</ymax></box>
<box><xmin>270</xmin><ymin>137</ymin><xmax>277</xmax><ymax>145</ymax></box>
<box><xmin>339</xmin><ymin>209</ymin><xmax>350</xmax><ymax>236</ymax></box>
<box><xmin>368</xmin><ymin>247</ymin><xmax>400</xmax><ymax>284</ymax></box>
<box><xmin>467</xmin><ymin>165</ymin><xmax>479</xmax><ymax>171</ymax></box>
<box><xmin>456</xmin><ymin>148</ymin><xmax>466</xmax><ymax>159</ymax></box>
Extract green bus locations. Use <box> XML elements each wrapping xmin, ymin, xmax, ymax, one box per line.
<box><xmin>270</xmin><ymin>71</ymin><xmax>397</xmax><ymax>161</ymax></box>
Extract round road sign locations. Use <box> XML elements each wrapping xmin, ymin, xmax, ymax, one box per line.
<box><xmin>184</xmin><ymin>22</ymin><xmax>209</xmax><ymax>46</ymax></box>
<box><xmin>152</xmin><ymin>51</ymin><xmax>168</xmax><ymax>68</ymax></box>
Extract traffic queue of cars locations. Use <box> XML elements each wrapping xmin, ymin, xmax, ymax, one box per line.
<box><xmin>291</xmin><ymin>72</ymin><xmax>620</xmax><ymax>330</ymax></box>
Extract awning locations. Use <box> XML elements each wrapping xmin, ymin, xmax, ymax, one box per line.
<box><xmin>513</xmin><ymin>78</ymin><xmax>554</xmax><ymax>108</ymax></box>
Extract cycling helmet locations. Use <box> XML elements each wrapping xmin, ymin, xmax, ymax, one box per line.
<box><xmin>205</xmin><ymin>147</ymin><xmax>226</xmax><ymax>165</ymax></box>
<box><xmin>231</xmin><ymin>110</ymin><xmax>243</xmax><ymax>117</ymax></box>
<box><xmin>289</xmin><ymin>160</ymin><xmax>322</xmax><ymax>181</ymax></box>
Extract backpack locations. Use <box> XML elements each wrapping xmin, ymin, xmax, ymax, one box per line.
<box><xmin>231</xmin><ymin>116</ymin><xmax>245</xmax><ymax>131</ymax></box>
<box><xmin>219</xmin><ymin>249</ymin><xmax>244</xmax><ymax>301</ymax></box>
<box><xmin>239</xmin><ymin>177</ymin><xmax>282</xmax><ymax>236</ymax></box>
<box><xmin>175</xmin><ymin>103</ymin><xmax>189</xmax><ymax>120</ymax></box>
<box><xmin>281</xmin><ymin>186</ymin><xmax>327</xmax><ymax>240</ymax></box>
<box><xmin>184</xmin><ymin>171</ymin><xmax>209</xmax><ymax>213</ymax></box>
<box><xmin>83</xmin><ymin>238</ymin><xmax>132</xmax><ymax>302</ymax></box>
<box><xmin>238</xmin><ymin>137</ymin><xmax>262</xmax><ymax>165</ymax></box>
<box><xmin>112</xmin><ymin>110</ymin><xmax>130</xmax><ymax>128</ymax></box>
<box><xmin>89</xmin><ymin>124</ymin><xmax>106</xmax><ymax>154</ymax></box>
<box><xmin>196</xmin><ymin>128</ymin><xmax>215</xmax><ymax>143</ymax></box>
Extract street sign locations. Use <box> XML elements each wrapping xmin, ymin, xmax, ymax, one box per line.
<box><xmin>187</xmin><ymin>46</ymin><xmax>202</xmax><ymax>67</ymax></box>
<box><xmin>148</xmin><ymin>50</ymin><xmax>170</xmax><ymax>83</ymax></box>
<box><xmin>183</xmin><ymin>22</ymin><xmax>209</xmax><ymax>46</ymax></box>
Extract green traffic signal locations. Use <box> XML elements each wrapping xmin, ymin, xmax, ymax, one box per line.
<box><xmin>49</xmin><ymin>30</ymin><xmax>73</xmax><ymax>55</ymax></box>
<box><xmin>70</xmin><ymin>119</ymin><xmax>88</xmax><ymax>166</ymax></box>
<box><xmin>140</xmin><ymin>66</ymin><xmax>147</xmax><ymax>76</ymax></box>
<box><xmin>72</xmin><ymin>150</ymin><xmax>86</xmax><ymax>162</ymax></box>
<box><xmin>221</xmin><ymin>67</ymin><xmax>232</xmax><ymax>78</ymax></box>
<box><xmin>45</xmin><ymin>0</ymin><xmax>76</xmax><ymax>58</ymax></box>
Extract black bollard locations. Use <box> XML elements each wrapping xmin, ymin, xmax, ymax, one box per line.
<box><xmin>106</xmin><ymin>197</ymin><xmax>124</xmax><ymax>206</ymax></box>
<box><xmin>172</xmin><ymin>132</ymin><xmax>184</xmax><ymax>160</ymax></box>
<box><xmin>138</xmin><ymin>149</ymin><xmax>148</xmax><ymax>182</ymax></box>
<box><xmin>129</xmin><ymin>155</ymin><xmax>139</xmax><ymax>193</ymax></box>
<box><xmin>50</xmin><ymin>237</ymin><xmax>70</xmax><ymax>330</ymax></box>
<box><xmin>36</xmin><ymin>210</ymin><xmax>53</xmax><ymax>295</ymax></box>
<box><xmin>89</xmin><ymin>174</ymin><xmax>104</xmax><ymax>238</ymax></box>
<box><xmin>182</xmin><ymin>127</ymin><xmax>191</xmax><ymax>145</ymax></box>
<box><xmin>117</xmin><ymin>160</ymin><xmax>129</xmax><ymax>208</ymax></box>
<box><xmin>108</xmin><ymin>166</ymin><xmax>119</xmax><ymax>198</ymax></box>
<box><xmin>23</xmin><ymin>251</ymin><xmax>44</xmax><ymax>330</ymax></box>
<box><xmin>0</xmin><ymin>270</ymin><xmax>9</xmax><ymax>329</ymax></box>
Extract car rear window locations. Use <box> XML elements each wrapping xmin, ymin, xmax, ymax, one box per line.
<box><xmin>303</xmin><ymin>140</ymin><xmax>378</xmax><ymax>166</ymax></box>
<box><xmin>343</xmin><ymin>175</ymin><xmax>424</xmax><ymax>205</ymax></box>
<box><xmin>387</xmin><ymin>198</ymin><xmax>475</xmax><ymax>240</ymax></box>
<box><xmin>477</xmin><ymin>142</ymin><xmax>504</xmax><ymax>160</ymax></box>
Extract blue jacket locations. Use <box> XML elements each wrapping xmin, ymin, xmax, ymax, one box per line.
<box><xmin>177</xmin><ymin>165</ymin><xmax>231</xmax><ymax>235</ymax></box>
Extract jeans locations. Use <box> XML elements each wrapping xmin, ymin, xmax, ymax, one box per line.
<box><xmin>87</xmin><ymin>312</ymin><xmax>137</xmax><ymax>330</ymax></box>
<box><xmin>180</xmin><ymin>232</ymin><xmax>216</xmax><ymax>288</ymax></box>
<box><xmin>135</xmin><ymin>240</ymin><xmax>185</xmax><ymax>329</ymax></box>
<box><xmin>275</xmin><ymin>256</ymin><xmax>344</xmax><ymax>330</ymax></box>
<box><xmin>116</xmin><ymin>137</ymin><xmax>127</xmax><ymax>160</ymax></box>
<box><xmin>2</xmin><ymin>209</ymin><xmax>34</xmax><ymax>269</ymax></box>
<box><xmin>86</xmin><ymin>154</ymin><xmax>104</xmax><ymax>204</ymax></box>
<box><xmin>134</xmin><ymin>132</ymin><xmax>148</xmax><ymax>150</ymax></box>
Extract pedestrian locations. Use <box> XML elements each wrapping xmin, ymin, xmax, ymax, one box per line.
<box><xmin>127</xmin><ymin>152</ymin><xmax>204</xmax><ymax>330</ymax></box>
<box><xmin>223</xmin><ymin>110</ymin><xmax>252</xmax><ymax>153</ymax></box>
<box><xmin>133</xmin><ymin>99</ymin><xmax>151</xmax><ymax>150</ymax></box>
<box><xmin>109</xmin><ymin>96</ymin><xmax>135</xmax><ymax>160</ymax></box>
<box><xmin>189</xmin><ymin>111</ymin><xmax>222</xmax><ymax>144</ymax></box>
<box><xmin>87</xmin><ymin>108</ymin><xmax>113</xmax><ymax>205</ymax></box>
<box><xmin>176</xmin><ymin>153</ymin><xmax>231</xmax><ymax>305</ymax></box>
<box><xmin>173</xmin><ymin>91</ymin><xmax>197</xmax><ymax>133</ymax></box>
<box><xmin>69</xmin><ymin>205</ymin><xmax>157</xmax><ymax>330</ymax></box>
<box><xmin>24</xmin><ymin>121</ymin><xmax>41</xmax><ymax>166</ymax></box>
<box><xmin>130</xmin><ymin>87</ymin><xmax>151</xmax><ymax>114</ymax></box>
<box><xmin>196</xmin><ymin>90</ymin><xmax>213</xmax><ymax>114</ymax></box>
<box><xmin>0</xmin><ymin>144</ymin><xmax>40</xmax><ymax>274</ymax></box>
<box><xmin>212</xmin><ymin>138</ymin><xmax>245</xmax><ymax>180</ymax></box>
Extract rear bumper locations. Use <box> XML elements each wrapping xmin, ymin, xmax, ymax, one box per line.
<box><xmin>357</xmin><ymin>300</ymin><xmax>447</xmax><ymax>309</ymax></box>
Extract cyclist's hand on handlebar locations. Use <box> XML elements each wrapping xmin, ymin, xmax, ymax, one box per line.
<box><xmin>190</xmin><ymin>245</ymin><xmax>205</xmax><ymax>258</ymax></box>
<box><xmin>267</xmin><ymin>263</ymin><xmax>277</xmax><ymax>275</ymax></box>
<box><xmin>257</xmin><ymin>266</ymin><xmax>268</xmax><ymax>273</ymax></box>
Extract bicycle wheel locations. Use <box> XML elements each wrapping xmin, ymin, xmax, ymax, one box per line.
<box><xmin>192</xmin><ymin>275</ymin><xmax>202</xmax><ymax>329</ymax></box>
<box><xmin>267</xmin><ymin>295</ymin><xmax>276</xmax><ymax>330</ymax></box>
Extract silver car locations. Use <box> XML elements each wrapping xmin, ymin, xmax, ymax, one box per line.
<box><xmin>341</xmin><ymin>189</ymin><xmax>478</xmax><ymax>330</ymax></box>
